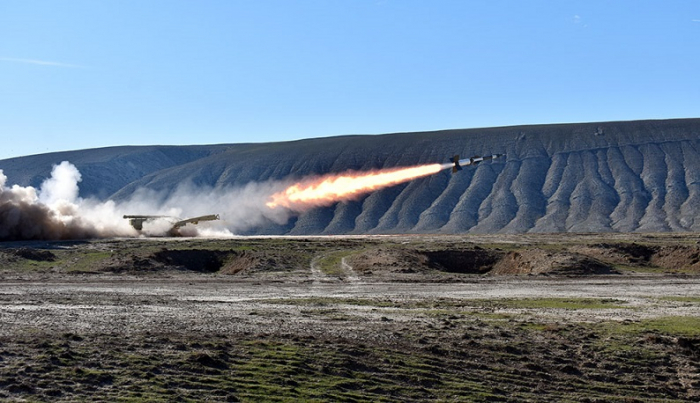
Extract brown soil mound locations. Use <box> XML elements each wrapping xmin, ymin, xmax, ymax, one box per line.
<box><xmin>651</xmin><ymin>245</ymin><xmax>700</xmax><ymax>272</ymax></box>
<box><xmin>104</xmin><ymin>249</ymin><xmax>235</xmax><ymax>273</ymax></box>
<box><xmin>103</xmin><ymin>253</ymin><xmax>165</xmax><ymax>273</ymax></box>
<box><xmin>491</xmin><ymin>248</ymin><xmax>615</xmax><ymax>276</ymax></box>
<box><xmin>2</xmin><ymin>248</ymin><xmax>57</xmax><ymax>262</ymax></box>
<box><xmin>347</xmin><ymin>247</ymin><xmax>503</xmax><ymax>275</ymax></box>
<box><xmin>574</xmin><ymin>243</ymin><xmax>700</xmax><ymax>272</ymax></box>
<box><xmin>219</xmin><ymin>250</ymin><xmax>259</xmax><ymax>275</ymax></box>
<box><xmin>97</xmin><ymin>245</ymin><xmax>306</xmax><ymax>275</ymax></box>
<box><xmin>572</xmin><ymin>242</ymin><xmax>657</xmax><ymax>266</ymax></box>
<box><xmin>347</xmin><ymin>247</ymin><xmax>430</xmax><ymax>274</ymax></box>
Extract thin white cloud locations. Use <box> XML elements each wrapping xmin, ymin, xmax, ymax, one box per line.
<box><xmin>0</xmin><ymin>57</ymin><xmax>87</xmax><ymax>69</ymax></box>
<box><xmin>693</xmin><ymin>19</ymin><xmax>700</xmax><ymax>22</ymax></box>
<box><xmin>572</xmin><ymin>15</ymin><xmax>588</xmax><ymax>28</ymax></box>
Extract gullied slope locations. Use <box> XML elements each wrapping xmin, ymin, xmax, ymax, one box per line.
<box><xmin>2</xmin><ymin>118</ymin><xmax>700</xmax><ymax>234</ymax></box>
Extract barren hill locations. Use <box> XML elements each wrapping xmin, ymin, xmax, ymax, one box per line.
<box><xmin>1</xmin><ymin>118</ymin><xmax>699</xmax><ymax>234</ymax></box>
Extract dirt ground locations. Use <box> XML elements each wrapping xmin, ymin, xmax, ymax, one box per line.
<box><xmin>1</xmin><ymin>234</ymin><xmax>700</xmax><ymax>402</ymax></box>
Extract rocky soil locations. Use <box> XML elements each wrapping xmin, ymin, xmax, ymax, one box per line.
<box><xmin>1</xmin><ymin>233</ymin><xmax>700</xmax><ymax>401</ymax></box>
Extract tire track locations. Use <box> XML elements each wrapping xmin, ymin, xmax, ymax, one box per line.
<box><xmin>309</xmin><ymin>256</ymin><xmax>326</xmax><ymax>285</ymax></box>
<box><xmin>341</xmin><ymin>257</ymin><xmax>360</xmax><ymax>283</ymax></box>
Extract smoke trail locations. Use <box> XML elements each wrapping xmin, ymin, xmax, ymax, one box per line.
<box><xmin>0</xmin><ymin>160</ymin><xmax>453</xmax><ymax>241</ymax></box>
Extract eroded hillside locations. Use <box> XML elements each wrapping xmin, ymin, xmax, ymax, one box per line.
<box><xmin>2</xmin><ymin>118</ymin><xmax>699</xmax><ymax>234</ymax></box>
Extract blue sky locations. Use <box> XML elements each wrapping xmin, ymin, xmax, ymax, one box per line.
<box><xmin>1</xmin><ymin>0</ymin><xmax>699</xmax><ymax>160</ymax></box>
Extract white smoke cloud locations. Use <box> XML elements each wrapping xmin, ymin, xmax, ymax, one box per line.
<box><xmin>38</xmin><ymin>161</ymin><xmax>81</xmax><ymax>206</ymax></box>
<box><xmin>160</xmin><ymin>180</ymin><xmax>293</xmax><ymax>230</ymax></box>
<box><xmin>0</xmin><ymin>161</ymin><xmax>298</xmax><ymax>241</ymax></box>
<box><xmin>0</xmin><ymin>162</ymin><xmax>137</xmax><ymax>241</ymax></box>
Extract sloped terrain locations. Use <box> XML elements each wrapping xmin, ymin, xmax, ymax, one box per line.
<box><xmin>2</xmin><ymin>118</ymin><xmax>700</xmax><ymax>234</ymax></box>
<box><xmin>491</xmin><ymin>249</ymin><xmax>616</xmax><ymax>276</ymax></box>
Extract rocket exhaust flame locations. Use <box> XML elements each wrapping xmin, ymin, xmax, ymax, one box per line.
<box><xmin>266</xmin><ymin>163</ymin><xmax>452</xmax><ymax>210</ymax></box>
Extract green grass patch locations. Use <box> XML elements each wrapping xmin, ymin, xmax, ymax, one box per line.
<box><xmin>5</xmin><ymin>259</ymin><xmax>57</xmax><ymax>272</ymax></box>
<box><xmin>498</xmin><ymin>297</ymin><xmax>629</xmax><ymax>310</ymax></box>
<box><xmin>315</xmin><ymin>255</ymin><xmax>344</xmax><ymax>276</ymax></box>
<box><xmin>634</xmin><ymin>316</ymin><xmax>700</xmax><ymax>336</ymax></box>
<box><xmin>596</xmin><ymin>315</ymin><xmax>700</xmax><ymax>337</ymax></box>
<box><xmin>315</xmin><ymin>250</ymin><xmax>355</xmax><ymax>276</ymax></box>
<box><xmin>63</xmin><ymin>251</ymin><xmax>114</xmax><ymax>272</ymax></box>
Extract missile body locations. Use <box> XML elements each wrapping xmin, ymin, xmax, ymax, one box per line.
<box><xmin>450</xmin><ymin>154</ymin><xmax>505</xmax><ymax>173</ymax></box>
<box><xmin>458</xmin><ymin>153</ymin><xmax>505</xmax><ymax>166</ymax></box>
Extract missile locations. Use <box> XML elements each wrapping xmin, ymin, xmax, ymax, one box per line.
<box><xmin>450</xmin><ymin>153</ymin><xmax>505</xmax><ymax>173</ymax></box>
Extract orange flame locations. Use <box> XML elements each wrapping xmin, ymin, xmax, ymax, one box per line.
<box><xmin>267</xmin><ymin>163</ymin><xmax>446</xmax><ymax>210</ymax></box>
